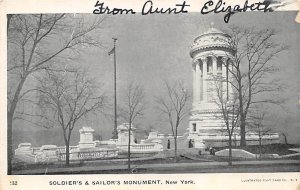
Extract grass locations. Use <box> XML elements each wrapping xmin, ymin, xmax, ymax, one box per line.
<box><xmin>215</xmin><ymin>143</ymin><xmax>300</xmax><ymax>155</ymax></box>
<box><xmin>243</xmin><ymin>143</ymin><xmax>300</xmax><ymax>155</ymax></box>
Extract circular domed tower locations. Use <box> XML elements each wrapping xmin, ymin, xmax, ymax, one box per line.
<box><xmin>187</xmin><ymin>24</ymin><xmax>236</xmax><ymax>148</ymax></box>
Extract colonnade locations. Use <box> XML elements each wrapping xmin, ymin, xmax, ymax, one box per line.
<box><xmin>192</xmin><ymin>56</ymin><xmax>232</xmax><ymax>106</ymax></box>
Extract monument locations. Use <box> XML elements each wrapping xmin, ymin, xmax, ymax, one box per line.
<box><xmin>14</xmin><ymin>26</ymin><xmax>281</xmax><ymax>164</ymax></box>
<box><xmin>187</xmin><ymin>24</ymin><xmax>279</xmax><ymax>148</ymax></box>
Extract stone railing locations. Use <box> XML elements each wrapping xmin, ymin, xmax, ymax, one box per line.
<box><xmin>132</xmin><ymin>144</ymin><xmax>155</xmax><ymax>150</ymax></box>
<box><xmin>32</xmin><ymin>147</ymin><xmax>41</xmax><ymax>154</ymax></box>
<box><xmin>78</xmin><ymin>149</ymin><xmax>118</xmax><ymax>160</ymax></box>
<box><xmin>57</xmin><ymin>149</ymin><xmax>118</xmax><ymax>161</ymax></box>
<box><xmin>56</xmin><ymin>146</ymin><xmax>78</xmax><ymax>153</ymax></box>
<box><xmin>117</xmin><ymin>143</ymin><xmax>163</xmax><ymax>153</ymax></box>
<box><xmin>151</xmin><ymin>134</ymin><xmax>183</xmax><ymax>139</ymax></box>
<box><xmin>58</xmin><ymin>152</ymin><xmax>66</xmax><ymax>161</ymax></box>
<box><xmin>199</xmin><ymin>133</ymin><xmax>280</xmax><ymax>140</ymax></box>
<box><xmin>31</xmin><ymin>145</ymin><xmax>78</xmax><ymax>155</ymax></box>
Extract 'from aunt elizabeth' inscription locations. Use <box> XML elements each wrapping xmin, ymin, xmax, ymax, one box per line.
<box><xmin>93</xmin><ymin>0</ymin><xmax>272</xmax><ymax>23</ymax></box>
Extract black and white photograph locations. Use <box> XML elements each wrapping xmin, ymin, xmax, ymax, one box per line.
<box><xmin>5</xmin><ymin>9</ymin><xmax>300</xmax><ymax>177</ymax></box>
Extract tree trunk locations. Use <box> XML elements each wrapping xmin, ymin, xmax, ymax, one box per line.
<box><xmin>259</xmin><ymin>136</ymin><xmax>262</xmax><ymax>160</ymax></box>
<box><xmin>237</xmin><ymin>75</ymin><xmax>247</xmax><ymax>147</ymax></box>
<box><xmin>7</xmin><ymin>77</ymin><xmax>27</xmax><ymax>174</ymax></box>
<box><xmin>127</xmin><ymin>123</ymin><xmax>131</xmax><ymax>171</ymax></box>
<box><xmin>228</xmin><ymin>135</ymin><xmax>232</xmax><ymax>166</ymax></box>
<box><xmin>65</xmin><ymin>142</ymin><xmax>70</xmax><ymax>165</ymax></box>
<box><xmin>174</xmin><ymin>137</ymin><xmax>177</xmax><ymax>162</ymax></box>
<box><xmin>63</xmin><ymin>130</ymin><xmax>72</xmax><ymax>166</ymax></box>
<box><xmin>7</xmin><ymin>112</ymin><xmax>13</xmax><ymax>174</ymax></box>
<box><xmin>240</xmin><ymin>114</ymin><xmax>246</xmax><ymax>147</ymax></box>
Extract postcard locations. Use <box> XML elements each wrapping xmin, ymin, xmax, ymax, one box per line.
<box><xmin>0</xmin><ymin>0</ymin><xmax>299</xmax><ymax>189</ymax></box>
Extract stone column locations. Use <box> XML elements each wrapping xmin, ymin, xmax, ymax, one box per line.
<box><xmin>200</xmin><ymin>63</ymin><xmax>203</xmax><ymax>101</ymax></box>
<box><xmin>192</xmin><ymin>63</ymin><xmax>196</xmax><ymax>106</ymax></box>
<box><xmin>195</xmin><ymin>61</ymin><xmax>200</xmax><ymax>104</ymax></box>
<box><xmin>201</xmin><ymin>57</ymin><xmax>208</xmax><ymax>102</ymax></box>
<box><xmin>211</xmin><ymin>56</ymin><xmax>218</xmax><ymax>100</ymax></box>
<box><xmin>212</xmin><ymin>56</ymin><xmax>217</xmax><ymax>75</ymax></box>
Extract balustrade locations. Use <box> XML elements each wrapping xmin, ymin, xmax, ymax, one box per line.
<box><xmin>58</xmin><ymin>149</ymin><xmax>118</xmax><ymax>161</ymax></box>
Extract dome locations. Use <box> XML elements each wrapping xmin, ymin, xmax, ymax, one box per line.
<box><xmin>190</xmin><ymin>23</ymin><xmax>234</xmax><ymax>58</ymax></box>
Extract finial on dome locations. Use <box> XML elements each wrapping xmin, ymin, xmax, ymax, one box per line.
<box><xmin>210</xmin><ymin>22</ymin><xmax>215</xmax><ymax>28</ymax></box>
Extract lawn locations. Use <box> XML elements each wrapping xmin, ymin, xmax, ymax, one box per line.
<box><xmin>215</xmin><ymin>143</ymin><xmax>300</xmax><ymax>155</ymax></box>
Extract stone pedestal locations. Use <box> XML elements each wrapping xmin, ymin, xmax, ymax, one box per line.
<box><xmin>15</xmin><ymin>142</ymin><xmax>32</xmax><ymax>155</ymax></box>
<box><xmin>79</xmin><ymin>126</ymin><xmax>96</xmax><ymax>149</ymax></box>
<box><xmin>117</xmin><ymin>123</ymin><xmax>136</xmax><ymax>145</ymax></box>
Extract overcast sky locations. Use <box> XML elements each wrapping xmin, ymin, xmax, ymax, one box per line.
<box><xmin>12</xmin><ymin>11</ymin><xmax>300</xmax><ymax>148</ymax></box>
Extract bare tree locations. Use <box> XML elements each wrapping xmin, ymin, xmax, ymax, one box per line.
<box><xmin>120</xmin><ymin>82</ymin><xmax>146</xmax><ymax>171</ymax></box>
<box><xmin>156</xmin><ymin>81</ymin><xmax>191</xmax><ymax>162</ymax></box>
<box><xmin>212</xmin><ymin>76</ymin><xmax>239</xmax><ymax>166</ymax></box>
<box><xmin>7</xmin><ymin>14</ymin><xmax>105</xmax><ymax>173</ymax></box>
<box><xmin>226</xmin><ymin>26</ymin><xmax>287</xmax><ymax>147</ymax></box>
<box><xmin>248</xmin><ymin>110</ymin><xmax>272</xmax><ymax>159</ymax></box>
<box><xmin>36</xmin><ymin>70</ymin><xmax>106</xmax><ymax>165</ymax></box>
